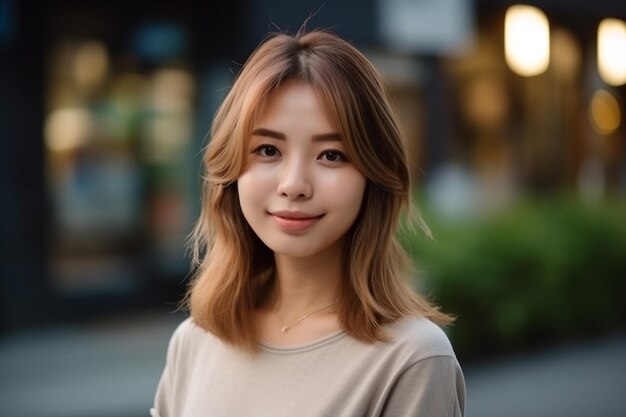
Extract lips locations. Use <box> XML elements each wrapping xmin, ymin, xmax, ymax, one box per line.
<box><xmin>269</xmin><ymin>211</ymin><xmax>324</xmax><ymax>232</ymax></box>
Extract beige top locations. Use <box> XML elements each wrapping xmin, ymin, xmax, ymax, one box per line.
<box><xmin>151</xmin><ymin>316</ymin><xmax>465</xmax><ymax>417</ymax></box>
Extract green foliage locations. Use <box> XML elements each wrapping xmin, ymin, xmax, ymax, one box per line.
<box><xmin>402</xmin><ymin>198</ymin><xmax>626</xmax><ymax>361</ymax></box>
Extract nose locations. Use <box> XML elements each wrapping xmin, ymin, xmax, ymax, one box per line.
<box><xmin>277</xmin><ymin>159</ymin><xmax>312</xmax><ymax>200</ymax></box>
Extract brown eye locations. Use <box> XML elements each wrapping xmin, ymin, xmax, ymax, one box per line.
<box><xmin>319</xmin><ymin>150</ymin><xmax>347</xmax><ymax>162</ymax></box>
<box><xmin>255</xmin><ymin>145</ymin><xmax>280</xmax><ymax>157</ymax></box>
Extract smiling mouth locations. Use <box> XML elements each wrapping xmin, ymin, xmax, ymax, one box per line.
<box><xmin>270</xmin><ymin>212</ymin><xmax>324</xmax><ymax>232</ymax></box>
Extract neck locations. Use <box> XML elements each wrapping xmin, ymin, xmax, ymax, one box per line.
<box><xmin>270</xmin><ymin>246</ymin><xmax>342</xmax><ymax>318</ymax></box>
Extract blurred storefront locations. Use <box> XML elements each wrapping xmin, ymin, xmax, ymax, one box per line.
<box><xmin>1</xmin><ymin>0</ymin><xmax>624</xmax><ymax>332</ymax></box>
<box><xmin>1</xmin><ymin>0</ymin><xmax>245</xmax><ymax>330</ymax></box>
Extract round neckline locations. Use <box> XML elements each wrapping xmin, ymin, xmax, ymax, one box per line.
<box><xmin>259</xmin><ymin>329</ymin><xmax>347</xmax><ymax>354</ymax></box>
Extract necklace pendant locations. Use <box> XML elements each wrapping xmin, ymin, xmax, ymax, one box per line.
<box><xmin>276</xmin><ymin>300</ymin><xmax>338</xmax><ymax>333</ymax></box>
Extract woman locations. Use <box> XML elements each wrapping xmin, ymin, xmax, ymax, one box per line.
<box><xmin>151</xmin><ymin>29</ymin><xmax>465</xmax><ymax>417</ymax></box>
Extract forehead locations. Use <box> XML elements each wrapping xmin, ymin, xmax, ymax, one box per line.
<box><xmin>253</xmin><ymin>81</ymin><xmax>336</xmax><ymax>131</ymax></box>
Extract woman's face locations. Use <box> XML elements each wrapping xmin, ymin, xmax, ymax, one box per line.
<box><xmin>237</xmin><ymin>81</ymin><xmax>367</xmax><ymax>259</ymax></box>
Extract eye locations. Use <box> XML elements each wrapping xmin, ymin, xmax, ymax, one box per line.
<box><xmin>319</xmin><ymin>150</ymin><xmax>347</xmax><ymax>162</ymax></box>
<box><xmin>254</xmin><ymin>144</ymin><xmax>281</xmax><ymax>158</ymax></box>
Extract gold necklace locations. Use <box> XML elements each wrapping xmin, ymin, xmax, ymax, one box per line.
<box><xmin>277</xmin><ymin>300</ymin><xmax>339</xmax><ymax>333</ymax></box>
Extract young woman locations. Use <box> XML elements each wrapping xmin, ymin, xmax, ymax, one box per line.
<box><xmin>151</xmin><ymin>29</ymin><xmax>465</xmax><ymax>417</ymax></box>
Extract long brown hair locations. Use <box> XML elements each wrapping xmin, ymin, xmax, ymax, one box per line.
<box><xmin>187</xmin><ymin>29</ymin><xmax>452</xmax><ymax>352</ymax></box>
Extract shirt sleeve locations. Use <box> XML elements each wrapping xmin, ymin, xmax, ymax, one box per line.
<box><xmin>150</xmin><ymin>319</ymin><xmax>188</xmax><ymax>417</ymax></box>
<box><xmin>150</xmin><ymin>362</ymin><xmax>171</xmax><ymax>417</ymax></box>
<box><xmin>150</xmin><ymin>342</ymin><xmax>175</xmax><ymax>417</ymax></box>
<box><xmin>381</xmin><ymin>356</ymin><xmax>466</xmax><ymax>417</ymax></box>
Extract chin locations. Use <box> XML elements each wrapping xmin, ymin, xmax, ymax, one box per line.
<box><xmin>262</xmin><ymin>234</ymin><xmax>346</xmax><ymax>260</ymax></box>
<box><xmin>266</xmin><ymin>244</ymin><xmax>322</xmax><ymax>259</ymax></box>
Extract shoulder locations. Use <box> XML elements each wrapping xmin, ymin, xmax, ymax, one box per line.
<box><xmin>381</xmin><ymin>318</ymin><xmax>466</xmax><ymax>416</ymax></box>
<box><xmin>167</xmin><ymin>317</ymin><xmax>197</xmax><ymax>348</ymax></box>
<box><xmin>165</xmin><ymin>316</ymin><xmax>219</xmax><ymax>361</ymax></box>
<box><xmin>384</xmin><ymin>316</ymin><xmax>457</xmax><ymax>363</ymax></box>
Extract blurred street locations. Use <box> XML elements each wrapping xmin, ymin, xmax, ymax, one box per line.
<box><xmin>464</xmin><ymin>332</ymin><xmax>626</xmax><ymax>417</ymax></box>
<box><xmin>0</xmin><ymin>313</ymin><xmax>624</xmax><ymax>417</ymax></box>
<box><xmin>0</xmin><ymin>312</ymin><xmax>182</xmax><ymax>417</ymax></box>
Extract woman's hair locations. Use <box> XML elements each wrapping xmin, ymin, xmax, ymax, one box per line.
<box><xmin>187</xmin><ymin>29</ymin><xmax>453</xmax><ymax>352</ymax></box>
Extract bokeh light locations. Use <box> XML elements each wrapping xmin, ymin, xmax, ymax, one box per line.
<box><xmin>44</xmin><ymin>107</ymin><xmax>93</xmax><ymax>152</ymax></box>
<box><xmin>589</xmin><ymin>89</ymin><xmax>621</xmax><ymax>134</ymax></box>
<box><xmin>598</xmin><ymin>18</ymin><xmax>626</xmax><ymax>86</ymax></box>
<box><xmin>505</xmin><ymin>5</ymin><xmax>550</xmax><ymax>76</ymax></box>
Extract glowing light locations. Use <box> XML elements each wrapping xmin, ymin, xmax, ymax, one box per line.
<box><xmin>150</xmin><ymin>69</ymin><xmax>195</xmax><ymax>111</ymax></box>
<box><xmin>505</xmin><ymin>5</ymin><xmax>550</xmax><ymax>76</ymax></box>
<box><xmin>598</xmin><ymin>18</ymin><xmax>626</xmax><ymax>86</ymax></box>
<box><xmin>44</xmin><ymin>108</ymin><xmax>92</xmax><ymax>151</ymax></box>
<box><xmin>73</xmin><ymin>41</ymin><xmax>109</xmax><ymax>91</ymax></box>
<box><xmin>142</xmin><ymin>69</ymin><xmax>195</xmax><ymax>162</ymax></box>
<box><xmin>551</xmin><ymin>28</ymin><xmax>580</xmax><ymax>81</ymax></box>
<box><xmin>589</xmin><ymin>89</ymin><xmax>621</xmax><ymax>135</ymax></box>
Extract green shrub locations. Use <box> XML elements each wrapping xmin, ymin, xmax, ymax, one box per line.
<box><xmin>403</xmin><ymin>198</ymin><xmax>626</xmax><ymax>361</ymax></box>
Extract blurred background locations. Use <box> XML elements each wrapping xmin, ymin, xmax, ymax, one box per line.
<box><xmin>1</xmin><ymin>0</ymin><xmax>625</xmax><ymax>416</ymax></box>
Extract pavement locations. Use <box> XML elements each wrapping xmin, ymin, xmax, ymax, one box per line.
<box><xmin>1</xmin><ymin>312</ymin><xmax>624</xmax><ymax>417</ymax></box>
<box><xmin>0</xmin><ymin>312</ymin><xmax>183</xmax><ymax>417</ymax></box>
<box><xmin>464</xmin><ymin>333</ymin><xmax>626</xmax><ymax>417</ymax></box>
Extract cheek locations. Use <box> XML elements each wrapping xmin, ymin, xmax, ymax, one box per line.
<box><xmin>345</xmin><ymin>180</ymin><xmax>367</xmax><ymax>217</ymax></box>
<box><xmin>322</xmin><ymin>171</ymin><xmax>367</xmax><ymax>215</ymax></box>
<box><xmin>238</xmin><ymin>168</ymin><xmax>273</xmax><ymax>202</ymax></box>
<box><xmin>236</xmin><ymin>172</ymin><xmax>261</xmax><ymax>220</ymax></box>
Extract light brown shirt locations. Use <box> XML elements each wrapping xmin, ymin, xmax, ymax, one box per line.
<box><xmin>151</xmin><ymin>316</ymin><xmax>465</xmax><ymax>417</ymax></box>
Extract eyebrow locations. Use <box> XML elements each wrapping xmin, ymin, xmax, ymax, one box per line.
<box><xmin>252</xmin><ymin>128</ymin><xmax>342</xmax><ymax>142</ymax></box>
